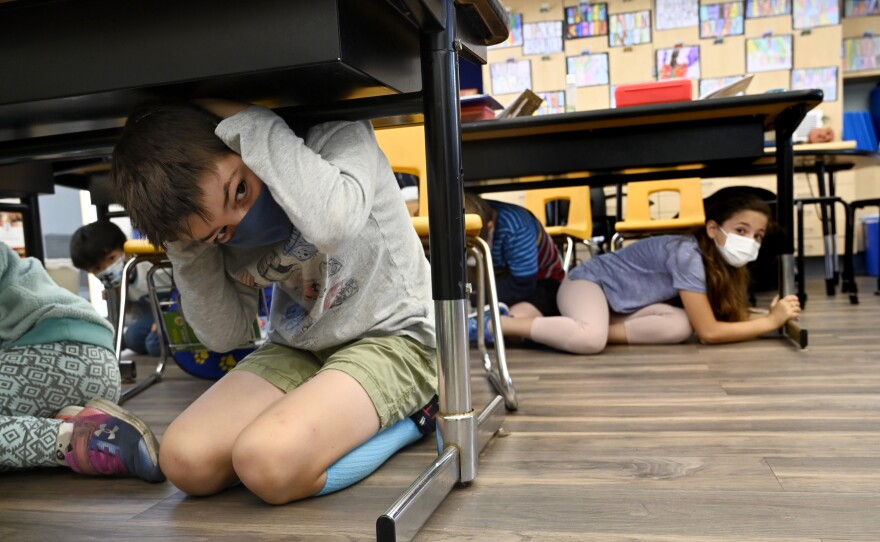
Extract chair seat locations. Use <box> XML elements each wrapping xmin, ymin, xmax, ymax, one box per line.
<box><xmin>123</xmin><ymin>239</ymin><xmax>165</xmax><ymax>255</ymax></box>
<box><xmin>411</xmin><ymin>214</ymin><xmax>484</xmax><ymax>237</ymax></box>
<box><xmin>614</xmin><ymin>217</ymin><xmax>704</xmax><ymax>232</ymax></box>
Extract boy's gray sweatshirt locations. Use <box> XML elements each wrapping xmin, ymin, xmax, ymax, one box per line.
<box><xmin>164</xmin><ymin>106</ymin><xmax>435</xmax><ymax>353</ymax></box>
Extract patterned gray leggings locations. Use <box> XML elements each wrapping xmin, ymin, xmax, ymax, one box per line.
<box><xmin>0</xmin><ymin>341</ymin><xmax>120</xmax><ymax>470</ymax></box>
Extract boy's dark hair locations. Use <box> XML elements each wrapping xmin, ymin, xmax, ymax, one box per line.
<box><xmin>69</xmin><ymin>220</ymin><xmax>127</xmax><ymax>270</ymax></box>
<box><xmin>111</xmin><ymin>102</ymin><xmax>230</xmax><ymax>246</ymax></box>
<box><xmin>463</xmin><ymin>192</ymin><xmax>496</xmax><ymax>241</ymax></box>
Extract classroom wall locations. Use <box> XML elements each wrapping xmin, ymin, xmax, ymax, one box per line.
<box><xmin>484</xmin><ymin>0</ymin><xmax>848</xmax><ymax>137</ymax></box>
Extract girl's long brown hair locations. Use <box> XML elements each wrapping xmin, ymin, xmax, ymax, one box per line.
<box><xmin>694</xmin><ymin>193</ymin><xmax>772</xmax><ymax>322</ymax></box>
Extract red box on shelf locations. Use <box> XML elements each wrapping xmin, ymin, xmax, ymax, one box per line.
<box><xmin>615</xmin><ymin>79</ymin><xmax>692</xmax><ymax>108</ymax></box>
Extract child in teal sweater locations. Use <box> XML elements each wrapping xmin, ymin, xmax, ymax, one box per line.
<box><xmin>0</xmin><ymin>241</ymin><xmax>163</xmax><ymax>482</ymax></box>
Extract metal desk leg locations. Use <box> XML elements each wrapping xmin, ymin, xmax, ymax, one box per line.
<box><xmin>828</xmin><ymin>170</ymin><xmax>841</xmax><ymax>287</ymax></box>
<box><xmin>796</xmin><ymin>200</ymin><xmax>807</xmax><ymax>306</ymax></box>
<box><xmin>813</xmin><ymin>163</ymin><xmax>836</xmax><ymax>296</ymax></box>
<box><xmin>775</xmin><ymin>113</ymin><xmax>808</xmax><ymax>349</ymax></box>
<box><xmin>377</xmin><ymin>1</ymin><xmax>506</xmax><ymax>539</ymax></box>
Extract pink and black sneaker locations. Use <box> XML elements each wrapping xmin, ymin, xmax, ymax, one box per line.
<box><xmin>64</xmin><ymin>398</ymin><xmax>165</xmax><ymax>483</ymax></box>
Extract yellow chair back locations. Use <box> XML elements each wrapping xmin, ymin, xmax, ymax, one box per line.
<box><xmin>524</xmin><ymin>186</ymin><xmax>593</xmax><ymax>241</ymax></box>
<box><xmin>614</xmin><ymin>178</ymin><xmax>705</xmax><ymax>232</ymax></box>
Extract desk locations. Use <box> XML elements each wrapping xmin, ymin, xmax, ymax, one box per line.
<box><xmin>0</xmin><ymin>1</ymin><xmax>508</xmax><ymax>540</ymax></box>
<box><xmin>459</xmin><ymin>91</ymin><xmax>823</xmax><ymax>348</ymax></box>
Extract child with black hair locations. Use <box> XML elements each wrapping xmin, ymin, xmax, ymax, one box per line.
<box><xmin>70</xmin><ymin>220</ymin><xmax>172</xmax><ymax>357</ymax></box>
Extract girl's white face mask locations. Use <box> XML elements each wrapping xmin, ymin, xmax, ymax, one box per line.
<box><xmin>716</xmin><ymin>227</ymin><xmax>760</xmax><ymax>268</ymax></box>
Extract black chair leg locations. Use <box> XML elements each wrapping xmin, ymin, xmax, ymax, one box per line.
<box><xmin>796</xmin><ymin>201</ymin><xmax>807</xmax><ymax>307</ymax></box>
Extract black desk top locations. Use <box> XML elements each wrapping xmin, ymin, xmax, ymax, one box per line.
<box><xmin>459</xmin><ymin>90</ymin><xmax>827</xmax><ymax>191</ymax></box>
<box><xmin>0</xmin><ymin>0</ymin><xmax>506</xmax><ymax>152</ymax></box>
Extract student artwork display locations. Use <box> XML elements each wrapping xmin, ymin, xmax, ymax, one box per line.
<box><xmin>791</xmin><ymin>66</ymin><xmax>838</xmax><ymax>101</ymax></box>
<box><xmin>536</xmin><ymin>91</ymin><xmax>566</xmax><ymax>115</ymax></box>
<box><xmin>492</xmin><ymin>11</ymin><xmax>523</xmax><ymax>48</ymax></box>
<box><xmin>700</xmin><ymin>1</ymin><xmax>745</xmax><ymax>39</ymax></box>
<box><xmin>655</xmin><ymin>0</ymin><xmax>698</xmax><ymax>30</ymax></box>
<box><xmin>843</xmin><ymin>36</ymin><xmax>880</xmax><ymax>71</ymax></box>
<box><xmin>608</xmin><ymin>10</ymin><xmax>651</xmax><ymax>48</ymax></box>
<box><xmin>699</xmin><ymin>76</ymin><xmax>744</xmax><ymax>97</ymax></box>
<box><xmin>490</xmin><ymin>60</ymin><xmax>532</xmax><ymax>95</ymax></box>
<box><xmin>657</xmin><ymin>46</ymin><xmax>701</xmax><ymax>80</ymax></box>
<box><xmin>845</xmin><ymin>0</ymin><xmax>880</xmax><ymax>16</ymax></box>
<box><xmin>565</xmin><ymin>3</ymin><xmax>608</xmax><ymax>39</ymax></box>
<box><xmin>792</xmin><ymin>0</ymin><xmax>839</xmax><ymax>30</ymax></box>
<box><xmin>567</xmin><ymin>53</ymin><xmax>611</xmax><ymax>86</ymax></box>
<box><xmin>746</xmin><ymin>35</ymin><xmax>793</xmax><ymax>72</ymax></box>
<box><xmin>523</xmin><ymin>21</ymin><xmax>564</xmax><ymax>55</ymax></box>
<box><xmin>746</xmin><ymin>0</ymin><xmax>791</xmax><ymax>17</ymax></box>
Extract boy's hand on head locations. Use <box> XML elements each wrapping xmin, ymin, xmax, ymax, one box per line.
<box><xmin>192</xmin><ymin>98</ymin><xmax>249</xmax><ymax>119</ymax></box>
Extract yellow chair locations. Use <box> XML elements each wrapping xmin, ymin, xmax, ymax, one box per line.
<box><xmin>611</xmin><ymin>178</ymin><xmax>706</xmax><ymax>251</ymax></box>
<box><xmin>524</xmin><ymin>186</ymin><xmax>597</xmax><ymax>270</ymax></box>
<box><xmin>113</xmin><ymin>239</ymin><xmax>173</xmax><ymax>402</ymax></box>
<box><xmin>377</xmin><ymin>125</ymin><xmax>517</xmax><ymax>410</ymax></box>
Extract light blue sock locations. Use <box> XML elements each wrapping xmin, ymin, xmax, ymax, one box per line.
<box><xmin>316</xmin><ymin>418</ymin><xmax>424</xmax><ymax>496</ymax></box>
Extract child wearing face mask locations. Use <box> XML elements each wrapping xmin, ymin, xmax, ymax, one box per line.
<box><xmin>497</xmin><ymin>192</ymin><xmax>802</xmax><ymax>354</ymax></box>
<box><xmin>70</xmin><ymin>221</ymin><xmax>173</xmax><ymax>357</ymax></box>
<box><xmin>109</xmin><ymin>99</ymin><xmax>439</xmax><ymax>504</ymax></box>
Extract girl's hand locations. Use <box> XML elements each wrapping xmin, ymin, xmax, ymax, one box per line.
<box><xmin>770</xmin><ymin>294</ymin><xmax>801</xmax><ymax>325</ymax></box>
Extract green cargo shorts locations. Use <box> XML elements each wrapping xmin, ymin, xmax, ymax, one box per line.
<box><xmin>231</xmin><ymin>335</ymin><xmax>437</xmax><ymax>429</ymax></box>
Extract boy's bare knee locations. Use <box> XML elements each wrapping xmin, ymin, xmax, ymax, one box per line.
<box><xmin>160</xmin><ymin>427</ymin><xmax>230</xmax><ymax>496</ymax></box>
<box><xmin>232</xmin><ymin>432</ymin><xmax>322</xmax><ymax>505</ymax></box>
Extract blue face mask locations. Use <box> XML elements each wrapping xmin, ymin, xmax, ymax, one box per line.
<box><xmin>225</xmin><ymin>186</ymin><xmax>293</xmax><ymax>249</ymax></box>
<box><xmin>96</xmin><ymin>255</ymin><xmax>126</xmax><ymax>288</ymax></box>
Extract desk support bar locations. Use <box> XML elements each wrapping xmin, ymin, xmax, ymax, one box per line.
<box><xmin>775</xmin><ymin>106</ymin><xmax>809</xmax><ymax>349</ymax></box>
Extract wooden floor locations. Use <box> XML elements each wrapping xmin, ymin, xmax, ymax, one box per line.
<box><xmin>2</xmin><ymin>278</ymin><xmax>879</xmax><ymax>541</ymax></box>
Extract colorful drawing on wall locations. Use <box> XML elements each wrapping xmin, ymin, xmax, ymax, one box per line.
<box><xmin>536</xmin><ymin>91</ymin><xmax>566</xmax><ymax>115</ymax></box>
<box><xmin>608</xmin><ymin>10</ymin><xmax>651</xmax><ymax>48</ymax></box>
<box><xmin>746</xmin><ymin>0</ymin><xmax>791</xmax><ymax>17</ymax></box>
<box><xmin>565</xmin><ymin>3</ymin><xmax>608</xmax><ymax>38</ymax></box>
<box><xmin>845</xmin><ymin>0</ymin><xmax>880</xmax><ymax>16</ymax></box>
<box><xmin>699</xmin><ymin>76</ymin><xmax>744</xmax><ymax>97</ymax></box>
<box><xmin>700</xmin><ymin>1</ymin><xmax>745</xmax><ymax>39</ymax></box>
<box><xmin>791</xmin><ymin>66</ymin><xmax>838</xmax><ymax>101</ymax></box>
<box><xmin>792</xmin><ymin>0</ymin><xmax>839</xmax><ymax>29</ymax></box>
<box><xmin>523</xmin><ymin>21</ymin><xmax>564</xmax><ymax>55</ymax></box>
<box><xmin>657</xmin><ymin>46</ymin><xmax>701</xmax><ymax>80</ymax></box>
<box><xmin>843</xmin><ymin>36</ymin><xmax>880</xmax><ymax>71</ymax></box>
<box><xmin>746</xmin><ymin>35</ymin><xmax>793</xmax><ymax>72</ymax></box>
<box><xmin>566</xmin><ymin>53</ymin><xmax>610</xmax><ymax>87</ymax></box>
<box><xmin>491</xmin><ymin>11</ymin><xmax>523</xmax><ymax>48</ymax></box>
<box><xmin>490</xmin><ymin>60</ymin><xmax>532</xmax><ymax>95</ymax></box>
<box><xmin>656</xmin><ymin>0</ymin><xmax>699</xmax><ymax>30</ymax></box>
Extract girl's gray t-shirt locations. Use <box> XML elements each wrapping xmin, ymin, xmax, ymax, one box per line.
<box><xmin>568</xmin><ymin>235</ymin><xmax>706</xmax><ymax>314</ymax></box>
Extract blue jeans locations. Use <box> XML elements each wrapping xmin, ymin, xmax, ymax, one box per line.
<box><xmin>123</xmin><ymin>313</ymin><xmax>161</xmax><ymax>357</ymax></box>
